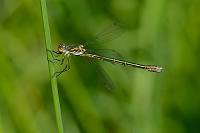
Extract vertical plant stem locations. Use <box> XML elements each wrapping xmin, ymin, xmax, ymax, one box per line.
<box><xmin>40</xmin><ymin>0</ymin><xmax>64</xmax><ymax>133</ymax></box>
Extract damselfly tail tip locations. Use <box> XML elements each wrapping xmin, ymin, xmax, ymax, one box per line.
<box><xmin>146</xmin><ymin>65</ymin><xmax>163</xmax><ymax>73</ymax></box>
<box><xmin>156</xmin><ymin>66</ymin><xmax>163</xmax><ymax>73</ymax></box>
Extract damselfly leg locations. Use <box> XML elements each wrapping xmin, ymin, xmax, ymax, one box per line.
<box><xmin>53</xmin><ymin>54</ymin><xmax>70</xmax><ymax>77</ymax></box>
<box><xmin>47</xmin><ymin>50</ymin><xmax>71</xmax><ymax>77</ymax></box>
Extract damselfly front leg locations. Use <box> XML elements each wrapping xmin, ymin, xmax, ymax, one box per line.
<box><xmin>47</xmin><ymin>49</ymin><xmax>62</xmax><ymax>57</ymax></box>
<box><xmin>47</xmin><ymin>49</ymin><xmax>66</xmax><ymax>65</ymax></box>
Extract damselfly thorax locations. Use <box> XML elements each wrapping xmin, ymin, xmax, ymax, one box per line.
<box><xmin>57</xmin><ymin>43</ymin><xmax>86</xmax><ymax>56</ymax></box>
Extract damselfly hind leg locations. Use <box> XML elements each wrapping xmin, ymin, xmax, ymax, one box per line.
<box><xmin>53</xmin><ymin>54</ymin><xmax>70</xmax><ymax>77</ymax></box>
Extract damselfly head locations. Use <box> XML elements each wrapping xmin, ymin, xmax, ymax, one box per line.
<box><xmin>57</xmin><ymin>43</ymin><xmax>66</xmax><ymax>53</ymax></box>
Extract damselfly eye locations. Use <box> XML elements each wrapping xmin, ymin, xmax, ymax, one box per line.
<box><xmin>57</xmin><ymin>43</ymin><xmax>66</xmax><ymax>52</ymax></box>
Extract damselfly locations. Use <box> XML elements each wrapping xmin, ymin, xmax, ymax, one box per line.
<box><xmin>49</xmin><ymin>23</ymin><xmax>163</xmax><ymax>91</ymax></box>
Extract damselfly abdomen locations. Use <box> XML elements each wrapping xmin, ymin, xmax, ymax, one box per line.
<box><xmin>49</xmin><ymin>23</ymin><xmax>163</xmax><ymax>91</ymax></box>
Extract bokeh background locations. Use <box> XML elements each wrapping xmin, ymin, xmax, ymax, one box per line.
<box><xmin>0</xmin><ymin>0</ymin><xmax>200</xmax><ymax>133</ymax></box>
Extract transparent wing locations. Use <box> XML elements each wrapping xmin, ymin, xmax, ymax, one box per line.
<box><xmin>84</xmin><ymin>23</ymin><xmax>126</xmax><ymax>47</ymax></box>
<box><xmin>87</xmin><ymin>57</ymin><xmax>116</xmax><ymax>91</ymax></box>
<box><xmin>86</xmin><ymin>49</ymin><xmax>123</xmax><ymax>59</ymax></box>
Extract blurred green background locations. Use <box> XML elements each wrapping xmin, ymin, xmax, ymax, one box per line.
<box><xmin>0</xmin><ymin>0</ymin><xmax>200</xmax><ymax>133</ymax></box>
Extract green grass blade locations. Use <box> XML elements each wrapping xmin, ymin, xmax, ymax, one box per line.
<box><xmin>40</xmin><ymin>0</ymin><xmax>64</xmax><ymax>133</ymax></box>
